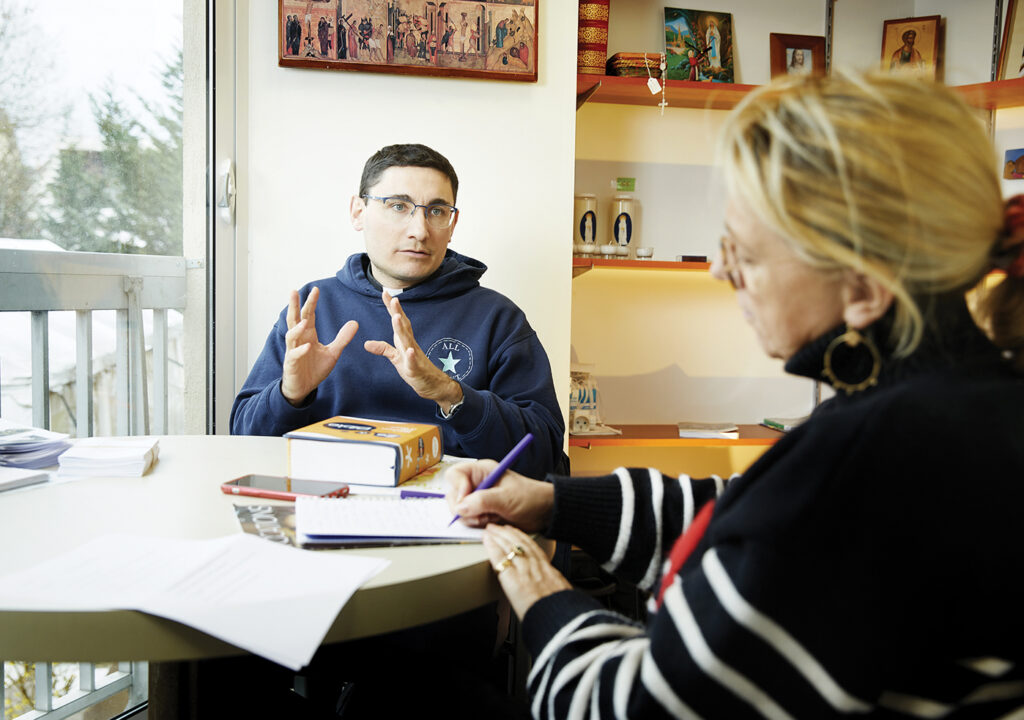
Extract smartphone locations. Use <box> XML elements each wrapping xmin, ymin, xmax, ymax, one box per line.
<box><xmin>220</xmin><ymin>474</ymin><xmax>350</xmax><ymax>501</ymax></box>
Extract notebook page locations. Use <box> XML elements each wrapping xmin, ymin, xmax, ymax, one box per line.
<box><xmin>295</xmin><ymin>496</ymin><xmax>484</xmax><ymax>541</ymax></box>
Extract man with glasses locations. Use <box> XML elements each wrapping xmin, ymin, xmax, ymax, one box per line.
<box><xmin>231</xmin><ymin>143</ymin><xmax>567</xmax><ymax>479</ymax></box>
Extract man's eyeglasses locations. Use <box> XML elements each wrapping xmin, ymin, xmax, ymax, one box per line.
<box><xmin>718</xmin><ymin>236</ymin><xmax>745</xmax><ymax>290</ymax></box>
<box><xmin>362</xmin><ymin>195</ymin><xmax>459</xmax><ymax>229</ymax></box>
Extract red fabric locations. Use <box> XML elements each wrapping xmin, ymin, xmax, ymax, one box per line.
<box><xmin>656</xmin><ymin>500</ymin><xmax>715</xmax><ymax>608</ymax></box>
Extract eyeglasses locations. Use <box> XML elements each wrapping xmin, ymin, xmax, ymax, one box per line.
<box><xmin>362</xmin><ymin>195</ymin><xmax>459</xmax><ymax>229</ymax></box>
<box><xmin>718</xmin><ymin>236</ymin><xmax>745</xmax><ymax>290</ymax></box>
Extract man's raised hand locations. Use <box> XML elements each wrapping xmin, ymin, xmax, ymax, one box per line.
<box><xmin>281</xmin><ymin>287</ymin><xmax>359</xmax><ymax>406</ymax></box>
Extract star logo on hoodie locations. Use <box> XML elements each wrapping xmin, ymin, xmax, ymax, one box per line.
<box><xmin>426</xmin><ymin>337</ymin><xmax>473</xmax><ymax>381</ymax></box>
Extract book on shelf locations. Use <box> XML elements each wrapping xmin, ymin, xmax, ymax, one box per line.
<box><xmin>0</xmin><ymin>419</ymin><xmax>72</xmax><ymax>469</ymax></box>
<box><xmin>294</xmin><ymin>495</ymin><xmax>482</xmax><ymax>547</ymax></box>
<box><xmin>57</xmin><ymin>437</ymin><xmax>160</xmax><ymax>477</ymax></box>
<box><xmin>284</xmin><ymin>415</ymin><xmax>443</xmax><ymax>488</ymax></box>
<box><xmin>676</xmin><ymin>421</ymin><xmax>740</xmax><ymax>439</ymax></box>
<box><xmin>761</xmin><ymin>416</ymin><xmax>808</xmax><ymax>433</ymax></box>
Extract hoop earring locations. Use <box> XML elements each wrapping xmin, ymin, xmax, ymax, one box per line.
<box><xmin>821</xmin><ymin>326</ymin><xmax>881</xmax><ymax>395</ymax></box>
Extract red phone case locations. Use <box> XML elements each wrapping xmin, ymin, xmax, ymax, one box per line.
<box><xmin>219</xmin><ymin>479</ymin><xmax>349</xmax><ymax>501</ymax></box>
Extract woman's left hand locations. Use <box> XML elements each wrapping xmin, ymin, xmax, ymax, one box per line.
<box><xmin>483</xmin><ymin>524</ymin><xmax>572</xmax><ymax>619</ymax></box>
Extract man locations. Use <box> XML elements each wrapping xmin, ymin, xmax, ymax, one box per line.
<box><xmin>890</xmin><ymin>28</ymin><xmax>924</xmax><ymax>70</ymax></box>
<box><xmin>231</xmin><ymin>143</ymin><xmax>567</xmax><ymax>478</ymax></box>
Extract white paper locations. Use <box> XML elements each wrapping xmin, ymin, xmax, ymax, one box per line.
<box><xmin>0</xmin><ymin>533</ymin><xmax>389</xmax><ymax>670</ymax></box>
<box><xmin>296</xmin><ymin>496</ymin><xmax>483</xmax><ymax>542</ymax></box>
<box><xmin>57</xmin><ymin>437</ymin><xmax>160</xmax><ymax>476</ymax></box>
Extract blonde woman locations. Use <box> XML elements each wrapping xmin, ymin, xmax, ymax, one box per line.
<box><xmin>449</xmin><ymin>73</ymin><xmax>1024</xmax><ymax>719</ymax></box>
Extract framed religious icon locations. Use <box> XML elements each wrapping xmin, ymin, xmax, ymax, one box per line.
<box><xmin>880</xmin><ymin>15</ymin><xmax>942</xmax><ymax>79</ymax></box>
<box><xmin>769</xmin><ymin>33</ymin><xmax>826</xmax><ymax>78</ymax></box>
<box><xmin>663</xmin><ymin>8</ymin><xmax>735</xmax><ymax>83</ymax></box>
<box><xmin>279</xmin><ymin>0</ymin><xmax>538</xmax><ymax>82</ymax></box>
<box><xmin>998</xmin><ymin>0</ymin><xmax>1024</xmax><ymax>80</ymax></box>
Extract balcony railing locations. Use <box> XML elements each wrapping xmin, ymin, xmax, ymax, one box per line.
<box><xmin>0</xmin><ymin>247</ymin><xmax>186</xmax><ymax>436</ymax></box>
<box><xmin>0</xmin><ymin>246</ymin><xmax>187</xmax><ymax>719</ymax></box>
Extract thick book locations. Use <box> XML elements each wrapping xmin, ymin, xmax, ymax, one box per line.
<box><xmin>294</xmin><ymin>495</ymin><xmax>483</xmax><ymax>546</ymax></box>
<box><xmin>284</xmin><ymin>416</ymin><xmax>443</xmax><ymax>488</ymax></box>
<box><xmin>677</xmin><ymin>421</ymin><xmax>740</xmax><ymax>439</ymax></box>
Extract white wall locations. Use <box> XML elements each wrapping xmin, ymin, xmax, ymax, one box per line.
<box><xmin>238</xmin><ymin>2</ymin><xmax>577</xmax><ymax>434</ymax></box>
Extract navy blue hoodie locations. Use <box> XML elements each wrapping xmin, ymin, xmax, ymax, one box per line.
<box><xmin>230</xmin><ymin>250</ymin><xmax>568</xmax><ymax>477</ymax></box>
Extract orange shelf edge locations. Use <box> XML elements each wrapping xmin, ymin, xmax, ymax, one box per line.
<box><xmin>569</xmin><ymin>424</ymin><xmax>783</xmax><ymax>448</ymax></box>
<box><xmin>572</xmin><ymin>257</ymin><xmax>711</xmax><ymax>273</ymax></box>
<box><xmin>577</xmin><ymin>74</ymin><xmax>1024</xmax><ymax>112</ymax></box>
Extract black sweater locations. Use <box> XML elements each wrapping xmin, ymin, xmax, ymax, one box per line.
<box><xmin>523</xmin><ymin>299</ymin><xmax>1024</xmax><ymax>719</ymax></box>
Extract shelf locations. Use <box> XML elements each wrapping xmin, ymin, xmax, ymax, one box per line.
<box><xmin>576</xmin><ymin>74</ymin><xmax>1024</xmax><ymax>112</ymax></box>
<box><xmin>569</xmin><ymin>424</ymin><xmax>783</xmax><ymax>448</ymax></box>
<box><xmin>954</xmin><ymin>78</ymin><xmax>1024</xmax><ymax>110</ymax></box>
<box><xmin>572</xmin><ymin>257</ymin><xmax>711</xmax><ymax>277</ymax></box>
<box><xmin>576</xmin><ymin>74</ymin><xmax>757</xmax><ymax>110</ymax></box>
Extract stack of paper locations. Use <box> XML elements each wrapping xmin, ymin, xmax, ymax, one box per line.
<box><xmin>677</xmin><ymin>421</ymin><xmax>740</xmax><ymax>439</ymax></box>
<box><xmin>57</xmin><ymin>437</ymin><xmax>160</xmax><ymax>477</ymax></box>
<box><xmin>0</xmin><ymin>419</ymin><xmax>72</xmax><ymax>469</ymax></box>
<box><xmin>0</xmin><ymin>466</ymin><xmax>50</xmax><ymax>492</ymax></box>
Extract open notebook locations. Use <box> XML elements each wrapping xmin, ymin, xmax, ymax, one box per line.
<box><xmin>295</xmin><ymin>496</ymin><xmax>484</xmax><ymax>546</ymax></box>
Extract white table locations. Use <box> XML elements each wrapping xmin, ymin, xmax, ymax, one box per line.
<box><xmin>0</xmin><ymin>435</ymin><xmax>500</xmax><ymax>662</ymax></box>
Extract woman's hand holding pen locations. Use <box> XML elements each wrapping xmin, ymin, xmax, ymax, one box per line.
<box><xmin>446</xmin><ymin>459</ymin><xmax>569</xmax><ymax>618</ymax></box>
<box><xmin>445</xmin><ymin>460</ymin><xmax>554</xmax><ymax>533</ymax></box>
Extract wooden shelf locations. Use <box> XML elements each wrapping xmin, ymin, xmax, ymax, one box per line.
<box><xmin>576</xmin><ymin>74</ymin><xmax>756</xmax><ymax>110</ymax></box>
<box><xmin>569</xmin><ymin>424</ymin><xmax>783</xmax><ymax>448</ymax></box>
<box><xmin>577</xmin><ymin>74</ymin><xmax>1024</xmax><ymax>112</ymax></box>
<box><xmin>954</xmin><ymin>78</ymin><xmax>1024</xmax><ymax>109</ymax></box>
<box><xmin>572</xmin><ymin>257</ymin><xmax>710</xmax><ymax>277</ymax></box>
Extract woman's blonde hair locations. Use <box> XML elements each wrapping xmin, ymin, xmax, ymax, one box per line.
<box><xmin>718</xmin><ymin>71</ymin><xmax>1024</xmax><ymax>368</ymax></box>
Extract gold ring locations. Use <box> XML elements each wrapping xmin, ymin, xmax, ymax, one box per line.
<box><xmin>511</xmin><ymin>544</ymin><xmax>525</xmax><ymax>556</ymax></box>
<box><xmin>495</xmin><ymin>557</ymin><xmax>514</xmax><ymax>573</ymax></box>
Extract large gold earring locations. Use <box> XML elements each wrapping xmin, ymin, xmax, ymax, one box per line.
<box><xmin>821</xmin><ymin>326</ymin><xmax>881</xmax><ymax>395</ymax></box>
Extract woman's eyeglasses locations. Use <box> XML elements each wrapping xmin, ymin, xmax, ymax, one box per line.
<box><xmin>718</xmin><ymin>236</ymin><xmax>745</xmax><ymax>289</ymax></box>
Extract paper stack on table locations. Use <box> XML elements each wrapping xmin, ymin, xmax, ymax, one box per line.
<box><xmin>0</xmin><ymin>419</ymin><xmax>72</xmax><ymax>469</ymax></box>
<box><xmin>57</xmin><ymin>437</ymin><xmax>160</xmax><ymax>476</ymax></box>
<box><xmin>0</xmin><ymin>466</ymin><xmax>50</xmax><ymax>492</ymax></box>
<box><xmin>0</xmin><ymin>533</ymin><xmax>390</xmax><ymax>670</ymax></box>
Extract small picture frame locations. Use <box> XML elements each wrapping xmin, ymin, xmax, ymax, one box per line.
<box><xmin>881</xmin><ymin>15</ymin><xmax>942</xmax><ymax>79</ymax></box>
<box><xmin>998</xmin><ymin>0</ymin><xmax>1024</xmax><ymax>80</ymax></box>
<box><xmin>1004</xmin><ymin>148</ymin><xmax>1024</xmax><ymax>180</ymax></box>
<box><xmin>769</xmin><ymin>33</ymin><xmax>825</xmax><ymax>78</ymax></box>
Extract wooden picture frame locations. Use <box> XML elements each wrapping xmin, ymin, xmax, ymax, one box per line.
<box><xmin>279</xmin><ymin>0</ymin><xmax>538</xmax><ymax>83</ymax></box>
<box><xmin>663</xmin><ymin>8</ymin><xmax>735</xmax><ymax>84</ymax></box>
<box><xmin>881</xmin><ymin>15</ymin><xmax>942</xmax><ymax>79</ymax></box>
<box><xmin>998</xmin><ymin>0</ymin><xmax>1024</xmax><ymax>80</ymax></box>
<box><xmin>769</xmin><ymin>33</ymin><xmax>825</xmax><ymax>78</ymax></box>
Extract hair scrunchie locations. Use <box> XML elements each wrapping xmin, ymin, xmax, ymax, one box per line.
<box><xmin>996</xmin><ymin>195</ymin><xmax>1024</xmax><ymax>278</ymax></box>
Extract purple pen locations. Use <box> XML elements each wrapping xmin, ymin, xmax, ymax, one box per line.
<box><xmin>448</xmin><ymin>432</ymin><xmax>534</xmax><ymax>526</ymax></box>
<box><xmin>400</xmin><ymin>489</ymin><xmax>445</xmax><ymax>499</ymax></box>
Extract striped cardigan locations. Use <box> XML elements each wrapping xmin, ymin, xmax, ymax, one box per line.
<box><xmin>519</xmin><ymin>315</ymin><xmax>1024</xmax><ymax>719</ymax></box>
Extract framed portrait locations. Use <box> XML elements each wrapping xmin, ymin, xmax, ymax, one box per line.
<box><xmin>880</xmin><ymin>15</ymin><xmax>942</xmax><ymax>79</ymax></box>
<box><xmin>1004</xmin><ymin>148</ymin><xmax>1024</xmax><ymax>180</ymax></box>
<box><xmin>279</xmin><ymin>0</ymin><xmax>538</xmax><ymax>83</ymax></box>
<box><xmin>664</xmin><ymin>7</ymin><xmax>734</xmax><ymax>83</ymax></box>
<box><xmin>769</xmin><ymin>33</ymin><xmax>825</xmax><ymax>78</ymax></box>
<box><xmin>998</xmin><ymin>0</ymin><xmax>1024</xmax><ymax>80</ymax></box>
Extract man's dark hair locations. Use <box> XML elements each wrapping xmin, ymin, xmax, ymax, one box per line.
<box><xmin>359</xmin><ymin>143</ymin><xmax>459</xmax><ymax>202</ymax></box>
